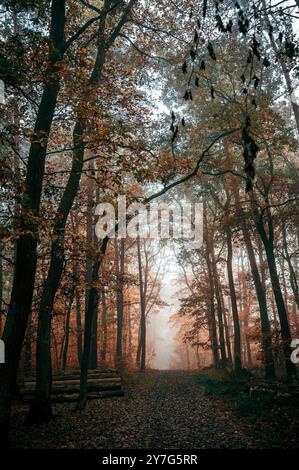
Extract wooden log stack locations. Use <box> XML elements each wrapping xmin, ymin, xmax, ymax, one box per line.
<box><xmin>19</xmin><ymin>369</ymin><xmax>124</xmax><ymax>403</ymax></box>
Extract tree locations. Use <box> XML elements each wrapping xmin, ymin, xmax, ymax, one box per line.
<box><xmin>0</xmin><ymin>0</ymin><xmax>66</xmax><ymax>442</ymax></box>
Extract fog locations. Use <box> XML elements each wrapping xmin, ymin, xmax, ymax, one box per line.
<box><xmin>148</xmin><ymin>254</ymin><xmax>181</xmax><ymax>370</ymax></box>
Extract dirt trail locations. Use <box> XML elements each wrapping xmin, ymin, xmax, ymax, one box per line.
<box><xmin>11</xmin><ymin>370</ymin><xmax>255</xmax><ymax>448</ymax></box>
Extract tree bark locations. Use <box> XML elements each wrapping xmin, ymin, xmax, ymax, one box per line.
<box><xmin>211</xmin><ymin>240</ymin><xmax>227</xmax><ymax>368</ymax></box>
<box><xmin>75</xmin><ymin>269</ymin><xmax>82</xmax><ymax>367</ymax></box>
<box><xmin>101</xmin><ymin>287</ymin><xmax>107</xmax><ymax>364</ymax></box>
<box><xmin>23</xmin><ymin>314</ymin><xmax>32</xmax><ymax>376</ymax></box>
<box><xmin>282</xmin><ymin>221</ymin><xmax>299</xmax><ymax>310</ymax></box>
<box><xmin>85</xmin><ymin>159</ymin><xmax>98</xmax><ymax>370</ymax></box>
<box><xmin>78</xmin><ymin>258</ymin><xmax>101</xmax><ymax>409</ymax></box>
<box><xmin>203</xmin><ymin>213</ymin><xmax>219</xmax><ymax>367</ymax></box>
<box><xmin>256</xmin><ymin>211</ymin><xmax>296</xmax><ymax>380</ymax></box>
<box><xmin>26</xmin><ymin>119</ymin><xmax>86</xmax><ymax>424</ymax></box>
<box><xmin>226</xmin><ymin>228</ymin><xmax>242</xmax><ymax>373</ymax></box>
<box><xmin>218</xmin><ymin>268</ymin><xmax>233</xmax><ymax>365</ymax></box>
<box><xmin>137</xmin><ymin>237</ymin><xmax>146</xmax><ymax>371</ymax></box>
<box><xmin>0</xmin><ymin>247</ymin><xmax>2</xmax><ymax>337</ymax></box>
<box><xmin>233</xmin><ymin>189</ymin><xmax>275</xmax><ymax>380</ymax></box>
<box><xmin>61</xmin><ymin>296</ymin><xmax>74</xmax><ymax>371</ymax></box>
<box><xmin>115</xmin><ymin>238</ymin><xmax>125</xmax><ymax>368</ymax></box>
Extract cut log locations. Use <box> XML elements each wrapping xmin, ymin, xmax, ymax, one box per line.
<box><xmin>59</xmin><ymin>369</ymin><xmax>117</xmax><ymax>374</ymax></box>
<box><xmin>51</xmin><ymin>369</ymin><xmax>117</xmax><ymax>376</ymax></box>
<box><xmin>20</xmin><ymin>368</ymin><xmax>124</xmax><ymax>403</ymax></box>
<box><xmin>20</xmin><ymin>382</ymin><xmax>121</xmax><ymax>396</ymax></box>
<box><xmin>23</xmin><ymin>372</ymin><xmax>119</xmax><ymax>383</ymax></box>
<box><xmin>23</xmin><ymin>377</ymin><xmax>121</xmax><ymax>388</ymax></box>
<box><xmin>23</xmin><ymin>389</ymin><xmax>124</xmax><ymax>403</ymax></box>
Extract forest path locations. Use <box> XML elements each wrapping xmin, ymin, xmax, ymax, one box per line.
<box><xmin>11</xmin><ymin>370</ymin><xmax>255</xmax><ymax>448</ymax></box>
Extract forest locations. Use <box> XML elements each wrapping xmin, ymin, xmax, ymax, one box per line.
<box><xmin>0</xmin><ymin>0</ymin><xmax>299</xmax><ymax>451</ymax></box>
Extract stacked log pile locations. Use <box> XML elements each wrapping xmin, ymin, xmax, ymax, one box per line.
<box><xmin>249</xmin><ymin>380</ymin><xmax>299</xmax><ymax>400</ymax></box>
<box><xmin>19</xmin><ymin>369</ymin><xmax>124</xmax><ymax>403</ymax></box>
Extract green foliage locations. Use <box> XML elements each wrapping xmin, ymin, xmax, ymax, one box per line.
<box><xmin>194</xmin><ymin>372</ymin><xmax>299</xmax><ymax>422</ymax></box>
<box><xmin>194</xmin><ymin>372</ymin><xmax>245</xmax><ymax>398</ymax></box>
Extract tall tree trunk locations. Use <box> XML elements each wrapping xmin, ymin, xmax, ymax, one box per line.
<box><xmin>218</xmin><ymin>268</ymin><xmax>233</xmax><ymax>365</ymax></box>
<box><xmin>61</xmin><ymin>296</ymin><xmax>74</xmax><ymax>371</ymax></box>
<box><xmin>256</xmin><ymin>212</ymin><xmax>296</xmax><ymax>380</ymax></box>
<box><xmin>282</xmin><ymin>221</ymin><xmax>299</xmax><ymax>310</ymax></box>
<box><xmin>205</xmin><ymin>272</ymin><xmax>219</xmax><ymax>367</ymax></box>
<box><xmin>137</xmin><ymin>237</ymin><xmax>146</xmax><ymax>371</ymax></box>
<box><xmin>239</xmin><ymin>251</ymin><xmax>253</xmax><ymax>368</ymax></box>
<box><xmin>79</xmin><ymin>258</ymin><xmax>101</xmax><ymax>408</ymax></box>
<box><xmin>136</xmin><ymin>329</ymin><xmax>142</xmax><ymax>369</ymax></box>
<box><xmin>185</xmin><ymin>344</ymin><xmax>190</xmax><ymax>370</ymax></box>
<box><xmin>203</xmin><ymin>203</ymin><xmax>219</xmax><ymax>367</ymax></box>
<box><xmin>226</xmin><ymin>228</ymin><xmax>242</xmax><ymax>373</ymax></box>
<box><xmin>115</xmin><ymin>238</ymin><xmax>125</xmax><ymax>368</ymax></box>
<box><xmin>219</xmin><ymin>284</ymin><xmax>233</xmax><ymax>365</ymax></box>
<box><xmin>101</xmin><ymin>287</ymin><xmax>107</xmax><ymax>364</ymax></box>
<box><xmin>26</xmin><ymin>118</ymin><xmax>85</xmax><ymax>424</ymax></box>
<box><xmin>127</xmin><ymin>300</ymin><xmax>132</xmax><ymax>367</ymax></box>
<box><xmin>85</xmin><ymin>158</ymin><xmax>98</xmax><ymax>369</ymax></box>
<box><xmin>0</xmin><ymin>1</ymin><xmax>66</xmax><ymax>443</ymax></box>
<box><xmin>52</xmin><ymin>327</ymin><xmax>59</xmax><ymax>371</ymax></box>
<box><xmin>23</xmin><ymin>314</ymin><xmax>32</xmax><ymax>376</ymax></box>
<box><xmin>89</xmin><ymin>306</ymin><xmax>98</xmax><ymax>370</ymax></box>
<box><xmin>211</xmin><ymin>242</ymin><xmax>227</xmax><ymax>368</ymax></box>
<box><xmin>74</xmin><ymin>264</ymin><xmax>82</xmax><ymax>367</ymax></box>
<box><xmin>233</xmin><ymin>189</ymin><xmax>275</xmax><ymax>380</ymax></box>
<box><xmin>0</xmin><ymin>248</ymin><xmax>2</xmax><ymax>337</ymax></box>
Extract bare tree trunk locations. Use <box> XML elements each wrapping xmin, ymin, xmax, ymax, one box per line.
<box><xmin>226</xmin><ymin>228</ymin><xmax>242</xmax><ymax>373</ymax></box>
<box><xmin>89</xmin><ymin>307</ymin><xmax>98</xmax><ymax>370</ymax></box>
<box><xmin>61</xmin><ymin>296</ymin><xmax>74</xmax><ymax>371</ymax></box>
<box><xmin>85</xmin><ymin>159</ymin><xmax>98</xmax><ymax>370</ymax></box>
<box><xmin>115</xmin><ymin>238</ymin><xmax>125</xmax><ymax>368</ymax></box>
<box><xmin>27</xmin><ymin>116</ymin><xmax>86</xmax><ymax>424</ymax></box>
<box><xmin>0</xmin><ymin>248</ymin><xmax>2</xmax><ymax>337</ymax></box>
<box><xmin>23</xmin><ymin>314</ymin><xmax>32</xmax><ymax>376</ymax></box>
<box><xmin>211</xmin><ymin>241</ymin><xmax>227</xmax><ymax>369</ymax></box>
<box><xmin>256</xmin><ymin>212</ymin><xmax>296</xmax><ymax>380</ymax></box>
<box><xmin>137</xmin><ymin>237</ymin><xmax>146</xmax><ymax>371</ymax></box>
<box><xmin>218</xmin><ymin>268</ymin><xmax>233</xmax><ymax>365</ymax></box>
<box><xmin>239</xmin><ymin>251</ymin><xmax>253</xmax><ymax>368</ymax></box>
<box><xmin>75</xmin><ymin>269</ymin><xmax>82</xmax><ymax>367</ymax></box>
<box><xmin>52</xmin><ymin>327</ymin><xmax>59</xmax><ymax>371</ymax></box>
<box><xmin>203</xmin><ymin>203</ymin><xmax>219</xmax><ymax>367</ymax></box>
<box><xmin>223</xmin><ymin>303</ymin><xmax>233</xmax><ymax>365</ymax></box>
<box><xmin>136</xmin><ymin>328</ymin><xmax>142</xmax><ymax>369</ymax></box>
<box><xmin>127</xmin><ymin>300</ymin><xmax>132</xmax><ymax>367</ymax></box>
<box><xmin>282</xmin><ymin>221</ymin><xmax>299</xmax><ymax>310</ymax></box>
<box><xmin>233</xmin><ymin>189</ymin><xmax>275</xmax><ymax>380</ymax></box>
<box><xmin>101</xmin><ymin>287</ymin><xmax>107</xmax><ymax>364</ymax></box>
<box><xmin>185</xmin><ymin>344</ymin><xmax>190</xmax><ymax>371</ymax></box>
<box><xmin>205</xmin><ymin>268</ymin><xmax>219</xmax><ymax>367</ymax></box>
<box><xmin>79</xmin><ymin>258</ymin><xmax>100</xmax><ymax>409</ymax></box>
